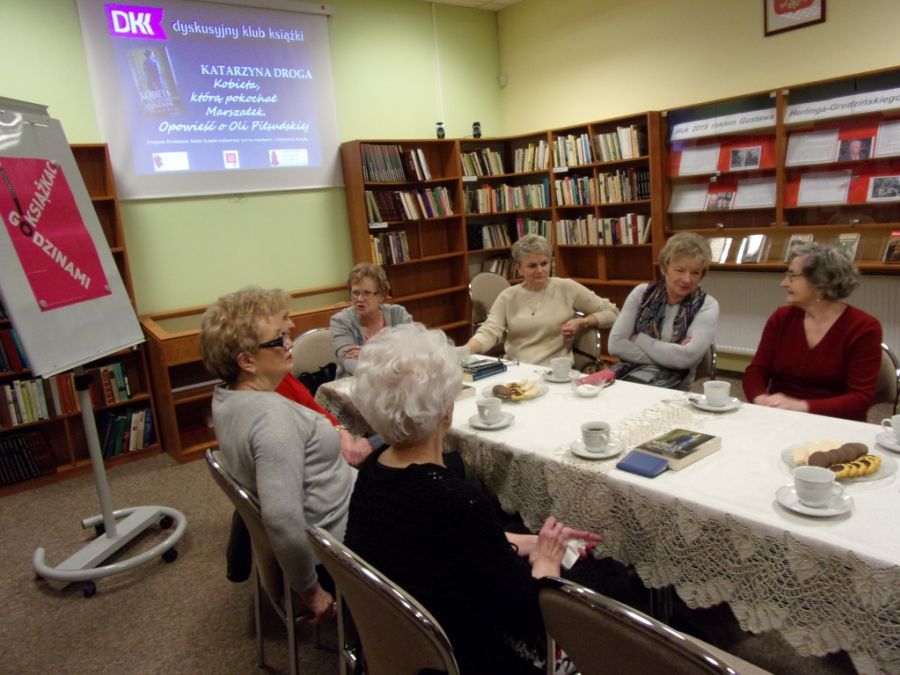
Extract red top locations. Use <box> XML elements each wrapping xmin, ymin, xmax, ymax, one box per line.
<box><xmin>275</xmin><ymin>374</ymin><xmax>340</xmax><ymax>427</ymax></box>
<box><xmin>743</xmin><ymin>304</ymin><xmax>882</xmax><ymax>421</ymax></box>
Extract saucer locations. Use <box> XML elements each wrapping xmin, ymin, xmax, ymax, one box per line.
<box><xmin>875</xmin><ymin>431</ymin><xmax>900</xmax><ymax>454</ymax></box>
<box><xmin>569</xmin><ymin>438</ymin><xmax>623</xmax><ymax>460</ymax></box>
<box><xmin>469</xmin><ymin>411</ymin><xmax>514</xmax><ymax>431</ymax></box>
<box><xmin>543</xmin><ymin>370</ymin><xmax>579</xmax><ymax>384</ymax></box>
<box><xmin>688</xmin><ymin>395</ymin><xmax>741</xmax><ymax>412</ymax></box>
<box><xmin>775</xmin><ymin>484</ymin><xmax>853</xmax><ymax>517</ymax></box>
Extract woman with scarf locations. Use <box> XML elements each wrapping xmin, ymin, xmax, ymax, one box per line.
<box><xmin>608</xmin><ymin>233</ymin><xmax>719</xmax><ymax>389</ymax></box>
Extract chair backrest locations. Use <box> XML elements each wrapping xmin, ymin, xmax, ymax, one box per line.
<box><xmin>874</xmin><ymin>342</ymin><xmax>900</xmax><ymax>413</ymax></box>
<box><xmin>205</xmin><ymin>449</ymin><xmax>287</xmax><ymax>615</ymax></box>
<box><xmin>291</xmin><ymin>327</ymin><xmax>336</xmax><ymax>378</ymax></box>
<box><xmin>306</xmin><ymin>526</ymin><xmax>460</xmax><ymax>675</ymax></box>
<box><xmin>572</xmin><ymin>323</ymin><xmax>602</xmax><ymax>373</ymax></box>
<box><xmin>469</xmin><ymin>272</ymin><xmax>510</xmax><ymax>327</ymax></box>
<box><xmin>538</xmin><ymin>577</ymin><xmax>743</xmax><ymax>675</ymax></box>
<box><xmin>694</xmin><ymin>343</ymin><xmax>718</xmax><ymax>382</ymax></box>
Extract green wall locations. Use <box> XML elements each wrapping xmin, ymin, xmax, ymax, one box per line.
<box><xmin>1</xmin><ymin>0</ymin><xmax>502</xmax><ymax>313</ymax></box>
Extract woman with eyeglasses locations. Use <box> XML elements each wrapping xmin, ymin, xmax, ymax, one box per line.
<box><xmin>330</xmin><ymin>262</ymin><xmax>412</xmax><ymax>378</ymax></box>
<box><xmin>200</xmin><ymin>286</ymin><xmax>356</xmax><ymax>624</ymax></box>
<box><xmin>743</xmin><ymin>242</ymin><xmax>882</xmax><ymax>421</ymax></box>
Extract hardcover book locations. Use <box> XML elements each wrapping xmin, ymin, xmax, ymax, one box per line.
<box><xmin>707</xmin><ymin>236</ymin><xmax>733</xmax><ymax>264</ymax></box>
<box><xmin>735</xmin><ymin>234</ymin><xmax>768</xmax><ymax>264</ymax></box>
<box><xmin>783</xmin><ymin>233</ymin><xmax>813</xmax><ymax>262</ymax></box>
<box><xmin>462</xmin><ymin>359</ymin><xmax>508</xmax><ymax>382</ymax></box>
<box><xmin>884</xmin><ymin>231</ymin><xmax>900</xmax><ymax>263</ymax></box>
<box><xmin>634</xmin><ymin>428</ymin><xmax>721</xmax><ymax>471</ymax></box>
<box><xmin>834</xmin><ymin>233</ymin><xmax>860</xmax><ymax>261</ymax></box>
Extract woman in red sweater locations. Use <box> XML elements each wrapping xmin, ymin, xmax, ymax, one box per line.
<box><xmin>743</xmin><ymin>243</ymin><xmax>882</xmax><ymax>421</ymax></box>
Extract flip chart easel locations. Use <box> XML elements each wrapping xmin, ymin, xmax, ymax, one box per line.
<box><xmin>0</xmin><ymin>97</ymin><xmax>186</xmax><ymax>596</ymax></box>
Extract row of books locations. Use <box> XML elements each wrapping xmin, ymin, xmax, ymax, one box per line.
<box><xmin>597</xmin><ymin>168</ymin><xmax>651</xmax><ymax>203</ymax></box>
<box><xmin>98</xmin><ymin>406</ymin><xmax>155</xmax><ymax>458</ymax></box>
<box><xmin>556</xmin><ymin>214</ymin><xmax>651</xmax><ymax>246</ymax></box>
<box><xmin>0</xmin><ymin>327</ymin><xmax>28</xmax><ymax>373</ymax></box>
<box><xmin>464</xmin><ymin>181</ymin><xmax>550</xmax><ymax>214</ymax></box>
<box><xmin>361</xmin><ymin>143</ymin><xmax>432</xmax><ymax>182</ymax></box>
<box><xmin>0</xmin><ymin>430</ymin><xmax>56</xmax><ymax>487</ymax></box>
<box><xmin>368</xmin><ymin>231</ymin><xmax>411</xmax><ymax>265</ymax></box>
<box><xmin>513</xmin><ymin>141</ymin><xmax>550</xmax><ymax>173</ymax></box>
<box><xmin>481</xmin><ymin>255</ymin><xmax>515</xmax><ymax>279</ymax></box>
<box><xmin>709</xmin><ymin>231</ymin><xmax>900</xmax><ymax>264</ymax></box>
<box><xmin>514</xmin><ymin>216</ymin><xmax>552</xmax><ymax>240</ymax></box>
<box><xmin>1</xmin><ymin>373</ymin><xmax>81</xmax><ymax>428</ymax></box>
<box><xmin>554</xmin><ymin>175</ymin><xmax>597</xmax><ymax>206</ymax></box>
<box><xmin>594</xmin><ymin>125</ymin><xmax>648</xmax><ymax>162</ymax></box>
<box><xmin>85</xmin><ymin>362</ymin><xmax>133</xmax><ymax>407</ymax></box>
<box><xmin>476</xmin><ymin>224</ymin><xmax>513</xmax><ymax>249</ymax></box>
<box><xmin>552</xmin><ymin>133</ymin><xmax>594</xmax><ymax>168</ymax></box>
<box><xmin>707</xmin><ymin>235</ymin><xmax>770</xmax><ymax>264</ymax></box>
<box><xmin>461</xmin><ymin>148</ymin><xmax>505</xmax><ymax>177</ymax></box>
<box><xmin>364</xmin><ymin>187</ymin><xmax>453</xmax><ymax>223</ymax></box>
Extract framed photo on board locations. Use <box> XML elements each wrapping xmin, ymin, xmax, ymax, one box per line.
<box><xmin>765</xmin><ymin>0</ymin><xmax>825</xmax><ymax>37</ymax></box>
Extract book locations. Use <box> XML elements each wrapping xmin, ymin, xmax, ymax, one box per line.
<box><xmin>735</xmin><ymin>234</ymin><xmax>768</xmax><ymax>263</ymax></box>
<box><xmin>834</xmin><ymin>233</ymin><xmax>860</xmax><ymax>261</ymax></box>
<box><xmin>707</xmin><ymin>236</ymin><xmax>732</xmax><ymax>264</ymax></box>
<box><xmin>456</xmin><ymin>383</ymin><xmax>477</xmax><ymax>400</ymax></box>
<box><xmin>634</xmin><ymin>428</ymin><xmax>721</xmax><ymax>471</ymax></box>
<box><xmin>616</xmin><ymin>449</ymin><xmax>669</xmax><ymax>477</ymax></box>
<box><xmin>462</xmin><ymin>359</ymin><xmax>508</xmax><ymax>382</ymax></box>
<box><xmin>884</xmin><ymin>230</ymin><xmax>900</xmax><ymax>263</ymax></box>
<box><xmin>783</xmin><ymin>233</ymin><xmax>813</xmax><ymax>262</ymax></box>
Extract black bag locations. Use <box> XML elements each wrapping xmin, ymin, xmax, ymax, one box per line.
<box><xmin>296</xmin><ymin>362</ymin><xmax>337</xmax><ymax>396</ymax></box>
<box><xmin>615</xmin><ymin>363</ymin><xmax>687</xmax><ymax>390</ymax></box>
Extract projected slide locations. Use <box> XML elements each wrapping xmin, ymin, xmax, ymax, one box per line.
<box><xmin>77</xmin><ymin>0</ymin><xmax>341</xmax><ymax>198</ymax></box>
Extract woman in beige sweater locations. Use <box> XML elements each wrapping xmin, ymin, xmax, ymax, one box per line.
<box><xmin>466</xmin><ymin>234</ymin><xmax>618</xmax><ymax>366</ymax></box>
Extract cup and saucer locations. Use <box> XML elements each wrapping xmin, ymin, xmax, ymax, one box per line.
<box><xmin>775</xmin><ymin>485</ymin><xmax>853</xmax><ymax>517</ymax></box>
<box><xmin>569</xmin><ymin>421</ymin><xmax>622</xmax><ymax>460</ymax></box>
<box><xmin>776</xmin><ymin>465</ymin><xmax>853</xmax><ymax>517</ymax></box>
<box><xmin>544</xmin><ymin>370</ymin><xmax>579</xmax><ymax>384</ymax></box>
<box><xmin>688</xmin><ymin>395</ymin><xmax>741</xmax><ymax>412</ymax></box>
<box><xmin>874</xmin><ymin>432</ymin><xmax>900</xmax><ymax>454</ymax></box>
<box><xmin>569</xmin><ymin>438</ymin><xmax>622</xmax><ymax>460</ymax></box>
<box><xmin>469</xmin><ymin>412</ymin><xmax>514</xmax><ymax>430</ymax></box>
<box><xmin>469</xmin><ymin>397</ymin><xmax>513</xmax><ymax>431</ymax></box>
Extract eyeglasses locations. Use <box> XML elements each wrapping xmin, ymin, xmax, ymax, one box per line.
<box><xmin>256</xmin><ymin>332</ymin><xmax>291</xmax><ymax>350</ymax></box>
<box><xmin>350</xmin><ymin>290</ymin><xmax>379</xmax><ymax>299</ymax></box>
<box><xmin>783</xmin><ymin>271</ymin><xmax>805</xmax><ymax>281</ymax></box>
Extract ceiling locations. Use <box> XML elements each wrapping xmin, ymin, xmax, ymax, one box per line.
<box><xmin>425</xmin><ymin>0</ymin><xmax>523</xmax><ymax>10</ymax></box>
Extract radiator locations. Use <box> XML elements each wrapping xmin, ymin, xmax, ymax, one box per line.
<box><xmin>700</xmin><ymin>271</ymin><xmax>900</xmax><ymax>355</ymax></box>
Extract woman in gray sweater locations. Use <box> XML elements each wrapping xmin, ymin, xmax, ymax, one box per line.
<box><xmin>200</xmin><ymin>286</ymin><xmax>356</xmax><ymax>624</ymax></box>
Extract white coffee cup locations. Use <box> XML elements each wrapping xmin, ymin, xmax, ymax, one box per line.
<box><xmin>793</xmin><ymin>465</ymin><xmax>843</xmax><ymax>508</ymax></box>
<box><xmin>703</xmin><ymin>380</ymin><xmax>731</xmax><ymax>407</ymax></box>
<box><xmin>581</xmin><ymin>421</ymin><xmax>611</xmax><ymax>453</ymax></box>
<box><xmin>477</xmin><ymin>396</ymin><xmax>502</xmax><ymax>424</ymax></box>
<box><xmin>550</xmin><ymin>356</ymin><xmax>571</xmax><ymax>380</ymax></box>
<box><xmin>455</xmin><ymin>345</ymin><xmax>473</xmax><ymax>366</ymax></box>
<box><xmin>881</xmin><ymin>414</ymin><xmax>900</xmax><ymax>443</ymax></box>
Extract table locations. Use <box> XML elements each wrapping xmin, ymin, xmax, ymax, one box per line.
<box><xmin>317</xmin><ymin>364</ymin><xmax>900</xmax><ymax>674</ymax></box>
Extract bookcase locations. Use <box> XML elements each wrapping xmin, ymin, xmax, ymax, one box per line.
<box><xmin>139</xmin><ymin>286</ymin><xmax>347</xmax><ymax>462</ymax></box>
<box><xmin>662</xmin><ymin>66</ymin><xmax>900</xmax><ymax>274</ymax></box>
<box><xmin>0</xmin><ymin>144</ymin><xmax>159</xmax><ymax>496</ymax></box>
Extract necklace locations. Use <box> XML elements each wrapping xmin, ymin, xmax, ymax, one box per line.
<box><xmin>526</xmin><ymin>287</ymin><xmax>547</xmax><ymax>316</ymax></box>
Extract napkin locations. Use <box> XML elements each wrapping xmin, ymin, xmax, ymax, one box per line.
<box><xmin>576</xmin><ymin>370</ymin><xmax>615</xmax><ymax>387</ymax></box>
<box><xmin>562</xmin><ymin>539</ymin><xmax>585</xmax><ymax>569</ymax></box>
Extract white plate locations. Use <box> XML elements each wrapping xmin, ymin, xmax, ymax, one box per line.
<box><xmin>569</xmin><ymin>438</ymin><xmax>623</xmax><ymax>460</ymax></box>
<box><xmin>688</xmin><ymin>395</ymin><xmax>741</xmax><ymax>412</ymax></box>
<box><xmin>776</xmin><ymin>484</ymin><xmax>853</xmax><ymax>517</ymax></box>
<box><xmin>498</xmin><ymin>382</ymin><xmax>550</xmax><ymax>402</ymax></box>
<box><xmin>574</xmin><ymin>384</ymin><xmax>601</xmax><ymax>398</ymax></box>
<box><xmin>875</xmin><ymin>431</ymin><xmax>900</xmax><ymax>454</ymax></box>
<box><xmin>543</xmin><ymin>370</ymin><xmax>580</xmax><ymax>384</ymax></box>
<box><xmin>780</xmin><ymin>445</ymin><xmax>898</xmax><ymax>483</ymax></box>
<box><xmin>469</xmin><ymin>411</ymin><xmax>514</xmax><ymax>431</ymax></box>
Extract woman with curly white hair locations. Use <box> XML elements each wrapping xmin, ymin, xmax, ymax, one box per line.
<box><xmin>344</xmin><ymin>322</ymin><xmax>599</xmax><ymax>674</ymax></box>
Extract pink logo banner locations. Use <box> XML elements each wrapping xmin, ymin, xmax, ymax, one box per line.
<box><xmin>105</xmin><ymin>3</ymin><xmax>167</xmax><ymax>40</ymax></box>
<box><xmin>0</xmin><ymin>157</ymin><xmax>111</xmax><ymax>311</ymax></box>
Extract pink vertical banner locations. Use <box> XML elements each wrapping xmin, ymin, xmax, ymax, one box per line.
<box><xmin>0</xmin><ymin>157</ymin><xmax>110</xmax><ymax>311</ymax></box>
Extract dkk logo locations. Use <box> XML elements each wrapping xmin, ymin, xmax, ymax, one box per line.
<box><xmin>104</xmin><ymin>4</ymin><xmax>167</xmax><ymax>40</ymax></box>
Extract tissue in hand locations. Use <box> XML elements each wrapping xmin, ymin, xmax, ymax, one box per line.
<box><xmin>562</xmin><ymin>539</ymin><xmax>586</xmax><ymax>569</ymax></box>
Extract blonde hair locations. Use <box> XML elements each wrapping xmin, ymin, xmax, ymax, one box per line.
<box><xmin>199</xmin><ymin>286</ymin><xmax>291</xmax><ymax>384</ymax></box>
<box><xmin>347</xmin><ymin>262</ymin><xmax>390</xmax><ymax>296</ymax></box>
<box><xmin>659</xmin><ymin>232</ymin><xmax>712</xmax><ymax>274</ymax></box>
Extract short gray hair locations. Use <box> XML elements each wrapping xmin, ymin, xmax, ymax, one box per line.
<box><xmin>350</xmin><ymin>323</ymin><xmax>461</xmax><ymax>447</ymax></box>
<box><xmin>659</xmin><ymin>232</ymin><xmax>712</xmax><ymax>273</ymax></box>
<box><xmin>511</xmin><ymin>234</ymin><xmax>552</xmax><ymax>265</ymax></box>
<box><xmin>789</xmin><ymin>242</ymin><xmax>860</xmax><ymax>301</ymax></box>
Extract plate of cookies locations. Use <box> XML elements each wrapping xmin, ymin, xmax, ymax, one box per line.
<box><xmin>491</xmin><ymin>379</ymin><xmax>549</xmax><ymax>402</ymax></box>
<box><xmin>781</xmin><ymin>440</ymin><xmax>898</xmax><ymax>483</ymax></box>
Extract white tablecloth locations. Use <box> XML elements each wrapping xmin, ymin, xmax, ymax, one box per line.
<box><xmin>317</xmin><ymin>365</ymin><xmax>900</xmax><ymax>674</ymax></box>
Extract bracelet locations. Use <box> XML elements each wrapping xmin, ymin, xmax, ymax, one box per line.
<box><xmin>335</xmin><ymin>424</ymin><xmax>348</xmax><ymax>433</ymax></box>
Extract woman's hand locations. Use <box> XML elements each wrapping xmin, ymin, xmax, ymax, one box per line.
<box><xmin>753</xmin><ymin>392</ymin><xmax>809</xmax><ymax>412</ymax></box>
<box><xmin>560</xmin><ymin>317</ymin><xmax>585</xmax><ymax>339</ymax></box>
<box><xmin>344</xmin><ymin>345</ymin><xmax>361</xmax><ymax>360</ymax></box>
<box><xmin>530</xmin><ymin>516</ymin><xmax>602</xmax><ymax>578</ymax></box>
<box><xmin>299</xmin><ymin>583</ymin><xmax>337</xmax><ymax>624</ymax></box>
<box><xmin>339</xmin><ymin>430</ymin><xmax>373</xmax><ymax>466</ymax></box>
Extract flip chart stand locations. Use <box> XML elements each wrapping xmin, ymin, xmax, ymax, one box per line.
<box><xmin>32</xmin><ymin>370</ymin><xmax>187</xmax><ymax>597</ymax></box>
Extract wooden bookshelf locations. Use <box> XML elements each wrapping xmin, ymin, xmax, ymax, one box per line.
<box><xmin>0</xmin><ymin>144</ymin><xmax>160</xmax><ymax>497</ymax></box>
<box><xmin>139</xmin><ymin>285</ymin><xmax>347</xmax><ymax>462</ymax></box>
<box><xmin>661</xmin><ymin>66</ymin><xmax>900</xmax><ymax>274</ymax></box>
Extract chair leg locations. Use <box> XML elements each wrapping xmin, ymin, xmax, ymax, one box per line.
<box><xmin>284</xmin><ymin>584</ymin><xmax>299</xmax><ymax>675</ymax></box>
<box><xmin>253</xmin><ymin>570</ymin><xmax>265</xmax><ymax>669</ymax></box>
<box><xmin>545</xmin><ymin>630</ymin><xmax>556</xmax><ymax>675</ymax></box>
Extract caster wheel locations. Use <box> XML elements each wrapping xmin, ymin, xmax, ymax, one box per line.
<box><xmin>162</xmin><ymin>548</ymin><xmax>178</xmax><ymax>563</ymax></box>
<box><xmin>83</xmin><ymin>581</ymin><xmax>97</xmax><ymax>598</ymax></box>
<box><xmin>159</xmin><ymin>515</ymin><xmax>174</xmax><ymax>530</ymax></box>
<box><xmin>94</xmin><ymin>523</ymin><xmax>105</xmax><ymax>537</ymax></box>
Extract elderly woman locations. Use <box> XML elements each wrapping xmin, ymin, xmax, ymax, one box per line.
<box><xmin>608</xmin><ymin>232</ymin><xmax>719</xmax><ymax>389</ymax></box>
<box><xmin>743</xmin><ymin>243</ymin><xmax>882</xmax><ymax>421</ymax></box>
<box><xmin>330</xmin><ymin>262</ymin><xmax>412</xmax><ymax>378</ymax></box>
<box><xmin>465</xmin><ymin>234</ymin><xmax>618</xmax><ymax>366</ymax></box>
<box><xmin>345</xmin><ymin>322</ymin><xmax>599</xmax><ymax>674</ymax></box>
<box><xmin>200</xmin><ymin>286</ymin><xmax>356</xmax><ymax>623</ymax></box>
